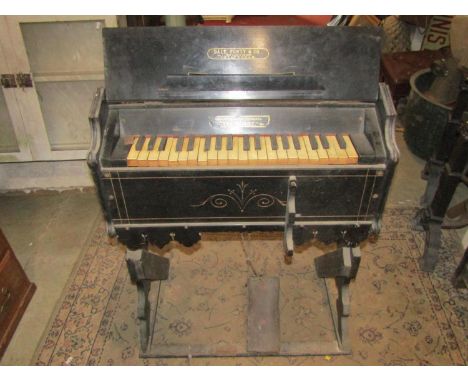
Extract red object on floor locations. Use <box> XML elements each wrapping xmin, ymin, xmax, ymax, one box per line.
<box><xmin>381</xmin><ymin>49</ymin><xmax>447</xmax><ymax>102</ymax></box>
<box><xmin>0</xmin><ymin>229</ymin><xmax>36</xmax><ymax>359</ymax></box>
<box><xmin>201</xmin><ymin>15</ymin><xmax>332</xmax><ymax>26</ymax></box>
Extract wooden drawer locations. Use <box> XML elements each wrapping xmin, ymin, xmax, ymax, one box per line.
<box><xmin>0</xmin><ymin>230</ymin><xmax>36</xmax><ymax>359</ymax></box>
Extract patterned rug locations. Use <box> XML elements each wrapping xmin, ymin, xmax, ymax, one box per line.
<box><xmin>34</xmin><ymin>208</ymin><xmax>467</xmax><ymax>365</ymax></box>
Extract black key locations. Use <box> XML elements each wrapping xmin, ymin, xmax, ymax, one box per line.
<box><xmin>187</xmin><ymin>136</ymin><xmax>195</xmax><ymax>151</ymax></box>
<box><xmin>243</xmin><ymin>136</ymin><xmax>250</xmax><ymax>151</ymax></box>
<box><xmin>147</xmin><ymin>136</ymin><xmax>156</xmax><ymax>151</ymax></box>
<box><xmin>175</xmin><ymin>136</ymin><xmax>184</xmax><ymax>152</ymax></box>
<box><xmin>270</xmin><ymin>136</ymin><xmax>278</xmax><ymax>150</ymax></box>
<box><xmin>215</xmin><ymin>135</ymin><xmax>222</xmax><ymax>151</ymax></box>
<box><xmin>350</xmin><ymin>134</ymin><xmax>371</xmax><ymax>157</ymax></box>
<box><xmin>319</xmin><ymin>134</ymin><xmax>329</xmax><ymax>149</ymax></box>
<box><xmin>204</xmin><ymin>136</ymin><xmax>212</xmax><ymax>151</ymax></box>
<box><xmin>158</xmin><ymin>136</ymin><xmax>167</xmax><ymax>151</ymax></box>
<box><xmin>227</xmin><ymin>135</ymin><xmax>233</xmax><ymax>150</ymax></box>
<box><xmin>350</xmin><ymin>133</ymin><xmax>371</xmax><ymax>163</ymax></box>
<box><xmin>292</xmin><ymin>135</ymin><xmax>301</xmax><ymax>150</ymax></box>
<box><xmin>281</xmin><ymin>135</ymin><xmax>289</xmax><ymax>150</ymax></box>
<box><xmin>309</xmin><ymin>134</ymin><xmax>318</xmax><ymax>150</ymax></box>
<box><xmin>135</xmin><ymin>136</ymin><xmax>144</xmax><ymax>151</ymax></box>
<box><xmin>337</xmin><ymin>134</ymin><xmax>346</xmax><ymax>149</ymax></box>
<box><xmin>254</xmin><ymin>135</ymin><xmax>261</xmax><ymax>150</ymax></box>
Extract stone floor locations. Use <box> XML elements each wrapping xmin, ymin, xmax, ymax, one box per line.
<box><xmin>0</xmin><ymin>131</ymin><xmax>466</xmax><ymax>365</ymax></box>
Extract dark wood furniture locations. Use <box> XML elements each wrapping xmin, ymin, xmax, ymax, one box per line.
<box><xmin>0</xmin><ymin>229</ymin><xmax>36</xmax><ymax>359</ymax></box>
<box><xmin>88</xmin><ymin>26</ymin><xmax>398</xmax><ymax>357</ymax></box>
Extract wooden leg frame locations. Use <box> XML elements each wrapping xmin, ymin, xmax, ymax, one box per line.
<box><xmin>125</xmin><ymin>249</ymin><xmax>170</xmax><ymax>352</ymax></box>
<box><xmin>314</xmin><ymin>246</ymin><xmax>361</xmax><ymax>351</ymax></box>
<box><xmin>126</xmin><ymin>239</ymin><xmax>362</xmax><ymax>355</ymax></box>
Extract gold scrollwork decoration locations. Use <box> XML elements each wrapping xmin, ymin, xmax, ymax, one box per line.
<box><xmin>191</xmin><ymin>181</ymin><xmax>286</xmax><ymax>213</ymax></box>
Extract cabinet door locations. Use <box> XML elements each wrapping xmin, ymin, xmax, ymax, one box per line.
<box><xmin>1</xmin><ymin>16</ymin><xmax>117</xmax><ymax>161</ymax></box>
<box><xmin>0</xmin><ymin>20</ymin><xmax>32</xmax><ymax>162</ymax></box>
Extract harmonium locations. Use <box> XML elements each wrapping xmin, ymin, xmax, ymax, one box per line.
<box><xmin>88</xmin><ymin>26</ymin><xmax>399</xmax><ymax>357</ymax></box>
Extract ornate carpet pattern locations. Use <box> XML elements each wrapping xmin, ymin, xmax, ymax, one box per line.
<box><xmin>34</xmin><ymin>208</ymin><xmax>467</xmax><ymax>365</ymax></box>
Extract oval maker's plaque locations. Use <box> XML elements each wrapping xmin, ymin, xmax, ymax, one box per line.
<box><xmin>207</xmin><ymin>48</ymin><xmax>269</xmax><ymax>60</ymax></box>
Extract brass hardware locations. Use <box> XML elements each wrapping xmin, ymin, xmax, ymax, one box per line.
<box><xmin>16</xmin><ymin>73</ymin><xmax>33</xmax><ymax>88</ymax></box>
<box><xmin>0</xmin><ymin>287</ymin><xmax>11</xmax><ymax>317</ymax></box>
<box><xmin>1</xmin><ymin>74</ymin><xmax>17</xmax><ymax>88</ymax></box>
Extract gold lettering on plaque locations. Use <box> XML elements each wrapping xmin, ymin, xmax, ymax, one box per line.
<box><xmin>213</xmin><ymin>115</ymin><xmax>271</xmax><ymax>129</ymax></box>
<box><xmin>207</xmin><ymin>47</ymin><xmax>269</xmax><ymax>60</ymax></box>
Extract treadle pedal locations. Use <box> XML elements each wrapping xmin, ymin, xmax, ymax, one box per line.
<box><xmin>247</xmin><ymin>277</ymin><xmax>280</xmax><ymax>354</ymax></box>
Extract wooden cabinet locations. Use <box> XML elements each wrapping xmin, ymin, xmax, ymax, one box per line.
<box><xmin>0</xmin><ymin>229</ymin><xmax>36</xmax><ymax>359</ymax></box>
<box><xmin>0</xmin><ymin>15</ymin><xmax>119</xmax><ymax>163</ymax></box>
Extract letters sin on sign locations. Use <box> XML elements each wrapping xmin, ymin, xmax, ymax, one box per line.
<box><xmin>422</xmin><ymin>16</ymin><xmax>453</xmax><ymax>50</ymax></box>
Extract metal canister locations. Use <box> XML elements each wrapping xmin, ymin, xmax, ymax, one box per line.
<box><xmin>402</xmin><ymin>69</ymin><xmax>452</xmax><ymax>160</ymax></box>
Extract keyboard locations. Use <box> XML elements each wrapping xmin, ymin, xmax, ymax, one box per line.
<box><xmin>126</xmin><ymin>133</ymin><xmax>359</xmax><ymax>167</ymax></box>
